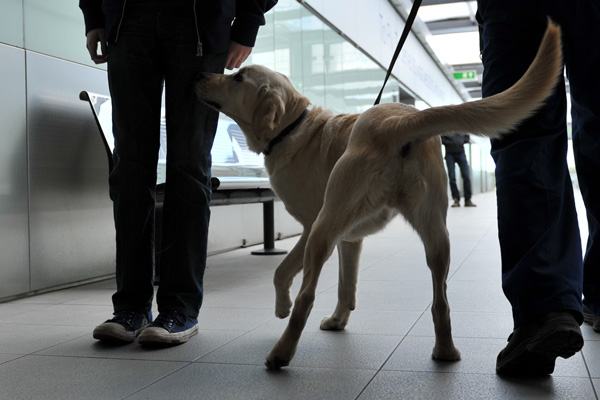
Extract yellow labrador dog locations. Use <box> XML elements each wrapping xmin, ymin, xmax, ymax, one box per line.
<box><xmin>196</xmin><ymin>23</ymin><xmax>562</xmax><ymax>369</ymax></box>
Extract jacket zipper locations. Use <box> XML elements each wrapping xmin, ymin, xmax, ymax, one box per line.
<box><xmin>114</xmin><ymin>0</ymin><xmax>128</xmax><ymax>43</ymax></box>
<box><xmin>193</xmin><ymin>0</ymin><xmax>203</xmax><ymax>56</ymax></box>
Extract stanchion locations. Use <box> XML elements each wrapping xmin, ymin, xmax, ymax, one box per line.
<box><xmin>251</xmin><ymin>199</ymin><xmax>288</xmax><ymax>255</ymax></box>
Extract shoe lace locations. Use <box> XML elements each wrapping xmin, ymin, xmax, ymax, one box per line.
<box><xmin>154</xmin><ymin>311</ymin><xmax>186</xmax><ymax>329</ymax></box>
<box><xmin>109</xmin><ymin>310</ymin><xmax>138</xmax><ymax>329</ymax></box>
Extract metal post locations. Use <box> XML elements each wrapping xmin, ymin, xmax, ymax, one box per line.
<box><xmin>252</xmin><ymin>199</ymin><xmax>287</xmax><ymax>255</ymax></box>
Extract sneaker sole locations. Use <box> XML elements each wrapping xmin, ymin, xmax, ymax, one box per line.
<box><xmin>93</xmin><ymin>323</ymin><xmax>140</xmax><ymax>343</ymax></box>
<box><xmin>496</xmin><ymin>320</ymin><xmax>583</xmax><ymax>375</ymax></box>
<box><xmin>137</xmin><ymin>325</ymin><xmax>199</xmax><ymax>346</ymax></box>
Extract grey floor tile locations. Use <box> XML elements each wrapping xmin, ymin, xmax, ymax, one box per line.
<box><xmin>203</xmin><ymin>288</ymin><xmax>277</xmax><ymax>309</ymax></box>
<box><xmin>408</xmin><ymin>311</ymin><xmax>514</xmax><ymax>339</ymax></box>
<box><xmin>445</xmin><ymin>291</ymin><xmax>511</xmax><ymax>314</ymax></box>
<box><xmin>0</xmin><ymin>353</ymin><xmax>23</xmax><ymax>364</ymax></box>
<box><xmin>582</xmin><ymin>324</ymin><xmax>600</xmax><ymax>342</ymax></box>
<box><xmin>349</xmin><ymin>279</ymin><xmax>433</xmax><ymax>294</ymax></box>
<box><xmin>0</xmin><ymin>323</ymin><xmax>90</xmax><ymax>354</ymax></box>
<box><xmin>583</xmin><ymin>339</ymin><xmax>600</xmax><ymax>378</ymax></box>
<box><xmin>0</xmin><ymin>303</ymin><xmax>111</xmax><ymax>327</ymax></box>
<box><xmin>128</xmin><ymin>363</ymin><xmax>377</xmax><ymax>400</ymax></box>
<box><xmin>314</xmin><ymin>290</ymin><xmax>433</xmax><ymax>312</ymax></box>
<box><xmin>196</xmin><ymin>306</ymin><xmax>276</xmax><ymax>331</ymax></box>
<box><xmin>0</xmin><ymin>302</ymin><xmax>54</xmax><ymax>320</ymax></box>
<box><xmin>35</xmin><ymin>329</ymin><xmax>245</xmax><ymax>362</ymax></box>
<box><xmin>446</xmin><ymin>279</ymin><xmax>504</xmax><ymax>296</ymax></box>
<box><xmin>0</xmin><ymin>355</ymin><xmax>186</xmax><ymax>400</ymax></box>
<box><xmin>198</xmin><ymin>328</ymin><xmax>402</xmax><ymax>370</ymax></box>
<box><xmin>360</xmin><ymin>262</ymin><xmax>436</xmax><ymax>282</ymax></box>
<box><xmin>358</xmin><ymin>371</ymin><xmax>597</xmax><ymax>400</ymax></box>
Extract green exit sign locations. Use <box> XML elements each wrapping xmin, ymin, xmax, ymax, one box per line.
<box><xmin>453</xmin><ymin>71</ymin><xmax>477</xmax><ymax>80</ymax></box>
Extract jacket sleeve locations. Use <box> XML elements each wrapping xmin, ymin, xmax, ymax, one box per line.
<box><xmin>79</xmin><ymin>0</ymin><xmax>105</xmax><ymax>35</ymax></box>
<box><xmin>441</xmin><ymin>135</ymin><xmax>452</xmax><ymax>146</ymax></box>
<box><xmin>231</xmin><ymin>0</ymin><xmax>278</xmax><ymax>47</ymax></box>
<box><xmin>462</xmin><ymin>134</ymin><xmax>470</xmax><ymax>144</ymax></box>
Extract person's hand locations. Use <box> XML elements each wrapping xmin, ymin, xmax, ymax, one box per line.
<box><xmin>86</xmin><ymin>28</ymin><xmax>108</xmax><ymax>64</ymax></box>
<box><xmin>225</xmin><ymin>41</ymin><xmax>252</xmax><ymax>70</ymax></box>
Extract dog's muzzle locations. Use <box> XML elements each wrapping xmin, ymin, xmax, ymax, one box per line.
<box><xmin>194</xmin><ymin>74</ymin><xmax>222</xmax><ymax>110</ymax></box>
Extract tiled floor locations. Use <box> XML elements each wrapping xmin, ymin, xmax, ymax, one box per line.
<box><xmin>1</xmin><ymin>190</ymin><xmax>598</xmax><ymax>399</ymax></box>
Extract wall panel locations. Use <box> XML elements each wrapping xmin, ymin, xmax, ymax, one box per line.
<box><xmin>0</xmin><ymin>0</ymin><xmax>24</xmax><ymax>47</ymax></box>
<box><xmin>26</xmin><ymin>51</ymin><xmax>113</xmax><ymax>290</ymax></box>
<box><xmin>0</xmin><ymin>44</ymin><xmax>29</xmax><ymax>297</ymax></box>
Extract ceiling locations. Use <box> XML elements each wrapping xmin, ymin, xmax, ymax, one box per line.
<box><xmin>390</xmin><ymin>0</ymin><xmax>482</xmax><ymax>100</ymax></box>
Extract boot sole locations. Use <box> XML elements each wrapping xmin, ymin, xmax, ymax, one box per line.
<box><xmin>496</xmin><ymin>318</ymin><xmax>583</xmax><ymax>375</ymax></box>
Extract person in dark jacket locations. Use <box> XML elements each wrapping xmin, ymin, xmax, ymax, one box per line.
<box><xmin>441</xmin><ymin>133</ymin><xmax>476</xmax><ymax>207</ymax></box>
<box><xmin>79</xmin><ymin>0</ymin><xmax>277</xmax><ymax>346</ymax></box>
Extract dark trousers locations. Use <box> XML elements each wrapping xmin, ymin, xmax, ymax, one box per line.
<box><xmin>478</xmin><ymin>0</ymin><xmax>600</xmax><ymax>327</ymax></box>
<box><xmin>107</xmin><ymin>6</ymin><xmax>226</xmax><ymax>318</ymax></box>
<box><xmin>445</xmin><ymin>152</ymin><xmax>472</xmax><ymax>201</ymax></box>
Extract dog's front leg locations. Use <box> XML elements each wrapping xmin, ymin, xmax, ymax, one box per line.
<box><xmin>265</xmin><ymin>230</ymin><xmax>335</xmax><ymax>369</ymax></box>
<box><xmin>273</xmin><ymin>231</ymin><xmax>309</xmax><ymax>318</ymax></box>
<box><xmin>320</xmin><ymin>239</ymin><xmax>363</xmax><ymax>330</ymax></box>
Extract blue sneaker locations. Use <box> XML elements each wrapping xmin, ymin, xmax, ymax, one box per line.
<box><xmin>93</xmin><ymin>310</ymin><xmax>152</xmax><ymax>343</ymax></box>
<box><xmin>137</xmin><ymin>310</ymin><xmax>198</xmax><ymax>346</ymax></box>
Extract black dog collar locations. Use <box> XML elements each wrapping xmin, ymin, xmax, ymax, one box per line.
<box><xmin>263</xmin><ymin>109</ymin><xmax>309</xmax><ymax>156</ymax></box>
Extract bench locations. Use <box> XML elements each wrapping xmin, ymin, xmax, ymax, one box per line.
<box><xmin>79</xmin><ymin>91</ymin><xmax>287</xmax><ymax>281</ymax></box>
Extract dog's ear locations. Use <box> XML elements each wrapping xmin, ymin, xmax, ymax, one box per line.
<box><xmin>252</xmin><ymin>88</ymin><xmax>285</xmax><ymax>141</ymax></box>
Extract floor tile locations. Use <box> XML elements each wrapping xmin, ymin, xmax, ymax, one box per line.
<box><xmin>358</xmin><ymin>371</ymin><xmax>597</xmax><ymax>400</ymax></box>
<box><xmin>0</xmin><ymin>324</ymin><xmax>90</xmax><ymax>354</ymax></box>
<box><xmin>408</xmin><ymin>310</ymin><xmax>514</xmax><ymax>339</ymax></box>
<box><xmin>127</xmin><ymin>363</ymin><xmax>377</xmax><ymax>400</ymax></box>
<box><xmin>35</xmin><ymin>329</ymin><xmax>245</xmax><ymax>362</ymax></box>
<box><xmin>198</xmin><ymin>328</ymin><xmax>402</xmax><ymax>370</ymax></box>
<box><xmin>0</xmin><ymin>355</ymin><xmax>186</xmax><ymax>400</ymax></box>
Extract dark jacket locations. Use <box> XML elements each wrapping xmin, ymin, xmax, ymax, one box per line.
<box><xmin>79</xmin><ymin>0</ymin><xmax>277</xmax><ymax>54</ymax></box>
<box><xmin>441</xmin><ymin>134</ymin><xmax>470</xmax><ymax>154</ymax></box>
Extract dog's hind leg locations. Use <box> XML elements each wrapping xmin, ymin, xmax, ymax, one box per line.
<box><xmin>273</xmin><ymin>230</ymin><xmax>309</xmax><ymax>318</ymax></box>
<box><xmin>407</xmin><ymin>209</ymin><xmax>461</xmax><ymax>361</ymax></box>
<box><xmin>320</xmin><ymin>239</ymin><xmax>363</xmax><ymax>330</ymax></box>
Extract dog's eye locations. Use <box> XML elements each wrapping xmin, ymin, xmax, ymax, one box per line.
<box><xmin>233</xmin><ymin>73</ymin><xmax>243</xmax><ymax>82</ymax></box>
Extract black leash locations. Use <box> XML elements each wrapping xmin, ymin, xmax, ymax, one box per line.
<box><xmin>374</xmin><ymin>0</ymin><xmax>422</xmax><ymax>106</ymax></box>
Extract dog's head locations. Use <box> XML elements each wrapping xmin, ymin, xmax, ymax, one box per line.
<box><xmin>196</xmin><ymin>65</ymin><xmax>310</xmax><ymax>154</ymax></box>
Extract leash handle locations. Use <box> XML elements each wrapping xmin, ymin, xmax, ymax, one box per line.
<box><xmin>374</xmin><ymin>0</ymin><xmax>422</xmax><ymax>106</ymax></box>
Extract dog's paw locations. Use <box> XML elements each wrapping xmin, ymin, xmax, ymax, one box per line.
<box><xmin>264</xmin><ymin>355</ymin><xmax>290</xmax><ymax>370</ymax></box>
<box><xmin>431</xmin><ymin>345</ymin><xmax>461</xmax><ymax>361</ymax></box>
<box><xmin>274</xmin><ymin>298</ymin><xmax>292</xmax><ymax>319</ymax></box>
<box><xmin>320</xmin><ymin>315</ymin><xmax>347</xmax><ymax>331</ymax></box>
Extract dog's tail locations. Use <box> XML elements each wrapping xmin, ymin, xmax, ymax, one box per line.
<box><xmin>400</xmin><ymin>20</ymin><xmax>562</xmax><ymax>142</ymax></box>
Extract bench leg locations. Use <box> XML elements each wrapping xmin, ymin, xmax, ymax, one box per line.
<box><xmin>252</xmin><ymin>200</ymin><xmax>288</xmax><ymax>256</ymax></box>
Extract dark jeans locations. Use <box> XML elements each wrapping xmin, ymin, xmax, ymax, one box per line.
<box><xmin>478</xmin><ymin>0</ymin><xmax>600</xmax><ymax>327</ymax></box>
<box><xmin>107</xmin><ymin>5</ymin><xmax>226</xmax><ymax>318</ymax></box>
<box><xmin>445</xmin><ymin>152</ymin><xmax>472</xmax><ymax>201</ymax></box>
